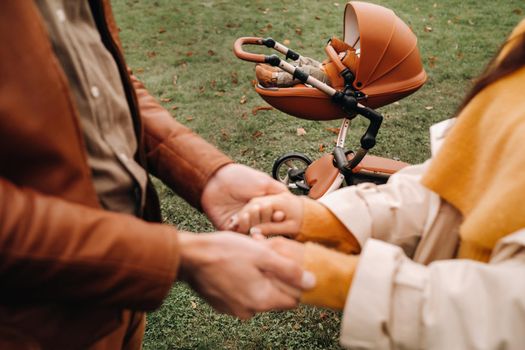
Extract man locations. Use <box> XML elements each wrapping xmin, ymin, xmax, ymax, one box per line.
<box><xmin>0</xmin><ymin>1</ymin><xmax>314</xmax><ymax>349</ymax></box>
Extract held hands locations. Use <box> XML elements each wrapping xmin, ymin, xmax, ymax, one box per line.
<box><xmin>178</xmin><ymin>232</ymin><xmax>315</xmax><ymax>320</ymax></box>
<box><xmin>201</xmin><ymin>164</ymin><xmax>288</xmax><ymax>230</ymax></box>
<box><xmin>227</xmin><ymin>192</ymin><xmax>305</xmax><ymax>238</ymax></box>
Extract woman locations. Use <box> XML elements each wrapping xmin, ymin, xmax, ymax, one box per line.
<box><xmin>230</xmin><ymin>18</ymin><xmax>525</xmax><ymax>349</ymax></box>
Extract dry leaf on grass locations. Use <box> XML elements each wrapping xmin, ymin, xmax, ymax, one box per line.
<box><xmin>158</xmin><ymin>28</ymin><xmax>166</xmax><ymax>34</ymax></box>
<box><xmin>296</xmin><ymin>127</ymin><xmax>306</xmax><ymax>136</ymax></box>
<box><xmin>160</xmin><ymin>98</ymin><xmax>173</xmax><ymax>103</ymax></box>
<box><xmin>325</xmin><ymin>127</ymin><xmax>340</xmax><ymax>135</ymax></box>
<box><xmin>146</xmin><ymin>51</ymin><xmax>157</xmax><ymax>58</ymax></box>
<box><xmin>252</xmin><ymin>130</ymin><xmax>263</xmax><ymax>139</ymax></box>
<box><xmin>319</xmin><ymin>144</ymin><xmax>325</xmax><ymax>152</ymax></box>
<box><xmin>207</xmin><ymin>50</ymin><xmax>216</xmax><ymax>56</ymax></box>
<box><xmin>186</xmin><ymin>116</ymin><xmax>194</xmax><ymax>121</ymax></box>
<box><xmin>240</xmin><ymin>95</ymin><xmax>247</xmax><ymax>104</ymax></box>
<box><xmin>231</xmin><ymin>71</ymin><xmax>239</xmax><ymax>85</ymax></box>
<box><xmin>425</xmin><ymin>106</ymin><xmax>434</xmax><ymax>111</ymax></box>
<box><xmin>172</xmin><ymin>75</ymin><xmax>178</xmax><ymax>87</ymax></box>
<box><xmin>252</xmin><ymin>106</ymin><xmax>274</xmax><ymax>115</ymax></box>
<box><xmin>171</xmin><ymin>105</ymin><xmax>178</xmax><ymax>110</ymax></box>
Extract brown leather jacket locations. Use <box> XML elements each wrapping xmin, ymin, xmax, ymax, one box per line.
<box><xmin>0</xmin><ymin>1</ymin><xmax>231</xmax><ymax>348</ymax></box>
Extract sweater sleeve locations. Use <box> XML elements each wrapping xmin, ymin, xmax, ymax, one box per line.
<box><xmin>339</xmin><ymin>231</ymin><xmax>525</xmax><ymax>349</ymax></box>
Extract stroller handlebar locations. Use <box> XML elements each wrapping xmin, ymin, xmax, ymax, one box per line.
<box><xmin>233</xmin><ymin>37</ymin><xmax>267</xmax><ymax>63</ymax></box>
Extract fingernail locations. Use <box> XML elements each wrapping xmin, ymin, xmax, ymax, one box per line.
<box><xmin>227</xmin><ymin>215</ymin><xmax>239</xmax><ymax>230</ymax></box>
<box><xmin>249</xmin><ymin>227</ymin><xmax>262</xmax><ymax>235</ymax></box>
<box><xmin>301</xmin><ymin>271</ymin><xmax>316</xmax><ymax>289</ymax></box>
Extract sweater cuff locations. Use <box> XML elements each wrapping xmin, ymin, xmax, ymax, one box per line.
<box><xmin>296</xmin><ymin>197</ymin><xmax>360</xmax><ymax>254</ymax></box>
<box><xmin>300</xmin><ymin>242</ymin><xmax>358</xmax><ymax>310</ymax></box>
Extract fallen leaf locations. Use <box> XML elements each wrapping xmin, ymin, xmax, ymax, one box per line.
<box><xmin>158</xmin><ymin>28</ymin><xmax>166</xmax><ymax>34</ymax></box>
<box><xmin>252</xmin><ymin>130</ymin><xmax>263</xmax><ymax>139</ymax></box>
<box><xmin>172</xmin><ymin>75</ymin><xmax>178</xmax><ymax>87</ymax></box>
<box><xmin>160</xmin><ymin>98</ymin><xmax>173</xmax><ymax>103</ymax></box>
<box><xmin>186</xmin><ymin>116</ymin><xmax>194</xmax><ymax>121</ymax></box>
<box><xmin>252</xmin><ymin>105</ymin><xmax>274</xmax><ymax>115</ymax></box>
<box><xmin>186</xmin><ymin>51</ymin><xmax>193</xmax><ymax>57</ymax></box>
<box><xmin>315</xmin><ymin>16</ymin><xmax>321</xmax><ymax>20</ymax></box>
<box><xmin>325</xmin><ymin>127</ymin><xmax>340</xmax><ymax>135</ymax></box>
<box><xmin>425</xmin><ymin>106</ymin><xmax>434</xmax><ymax>111</ymax></box>
<box><xmin>295</xmin><ymin>27</ymin><xmax>302</xmax><ymax>35</ymax></box>
<box><xmin>468</xmin><ymin>19</ymin><xmax>475</xmax><ymax>25</ymax></box>
<box><xmin>512</xmin><ymin>8</ymin><xmax>523</xmax><ymax>15</ymax></box>
<box><xmin>296</xmin><ymin>127</ymin><xmax>306</xmax><ymax>136</ymax></box>
<box><xmin>240</xmin><ymin>95</ymin><xmax>247</xmax><ymax>104</ymax></box>
<box><xmin>207</xmin><ymin>49</ymin><xmax>216</xmax><ymax>56</ymax></box>
<box><xmin>171</xmin><ymin>105</ymin><xmax>178</xmax><ymax>110</ymax></box>
<box><xmin>334</xmin><ymin>2</ymin><xmax>340</xmax><ymax>7</ymax></box>
<box><xmin>283</xmin><ymin>39</ymin><xmax>291</xmax><ymax>45</ymax></box>
<box><xmin>214</xmin><ymin>91</ymin><xmax>225</xmax><ymax>97</ymax></box>
<box><xmin>221</xmin><ymin>129</ymin><xmax>230</xmax><ymax>141</ymax></box>
<box><xmin>240</xmin><ymin>112</ymin><xmax>248</xmax><ymax>120</ymax></box>
<box><xmin>199</xmin><ymin>86</ymin><xmax>205</xmax><ymax>94</ymax></box>
<box><xmin>210</xmin><ymin>80</ymin><xmax>217</xmax><ymax>89</ymax></box>
<box><xmin>428</xmin><ymin>56</ymin><xmax>438</xmax><ymax>68</ymax></box>
<box><xmin>231</xmin><ymin>71</ymin><xmax>239</xmax><ymax>85</ymax></box>
<box><xmin>424</xmin><ymin>25</ymin><xmax>433</xmax><ymax>32</ymax></box>
<box><xmin>319</xmin><ymin>311</ymin><xmax>329</xmax><ymax>320</ymax></box>
<box><xmin>318</xmin><ymin>144</ymin><xmax>325</xmax><ymax>152</ymax></box>
<box><xmin>190</xmin><ymin>301</ymin><xmax>197</xmax><ymax>309</ymax></box>
<box><xmin>135</xmin><ymin>67</ymin><xmax>144</xmax><ymax>74</ymax></box>
<box><xmin>147</xmin><ymin>51</ymin><xmax>157</xmax><ymax>58</ymax></box>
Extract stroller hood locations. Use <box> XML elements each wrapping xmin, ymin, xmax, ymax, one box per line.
<box><xmin>344</xmin><ymin>1</ymin><xmax>427</xmax><ymax>106</ymax></box>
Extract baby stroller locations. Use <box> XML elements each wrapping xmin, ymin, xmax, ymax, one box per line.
<box><xmin>233</xmin><ymin>1</ymin><xmax>427</xmax><ymax>199</ymax></box>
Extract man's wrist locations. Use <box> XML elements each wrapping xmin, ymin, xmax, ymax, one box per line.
<box><xmin>178</xmin><ymin>232</ymin><xmax>213</xmax><ymax>282</ymax></box>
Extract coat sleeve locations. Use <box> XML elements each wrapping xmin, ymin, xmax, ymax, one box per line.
<box><xmin>339</xmin><ymin>231</ymin><xmax>525</xmax><ymax>349</ymax></box>
<box><xmin>318</xmin><ymin>161</ymin><xmax>460</xmax><ymax>260</ymax></box>
<box><xmin>0</xmin><ymin>177</ymin><xmax>179</xmax><ymax>311</ymax></box>
<box><xmin>130</xmin><ymin>73</ymin><xmax>233</xmax><ymax>210</ymax></box>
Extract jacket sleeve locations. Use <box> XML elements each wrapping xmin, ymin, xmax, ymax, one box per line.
<box><xmin>339</xmin><ymin>231</ymin><xmax>525</xmax><ymax>349</ymax></box>
<box><xmin>129</xmin><ymin>73</ymin><xmax>233</xmax><ymax>209</ymax></box>
<box><xmin>0</xmin><ymin>177</ymin><xmax>178</xmax><ymax>311</ymax></box>
<box><xmin>318</xmin><ymin>161</ymin><xmax>461</xmax><ymax>261</ymax></box>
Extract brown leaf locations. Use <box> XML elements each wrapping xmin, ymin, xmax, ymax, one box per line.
<box><xmin>172</xmin><ymin>75</ymin><xmax>178</xmax><ymax>87</ymax></box>
<box><xmin>190</xmin><ymin>300</ymin><xmax>197</xmax><ymax>309</ymax></box>
<box><xmin>135</xmin><ymin>67</ymin><xmax>144</xmax><ymax>74</ymax></box>
<box><xmin>160</xmin><ymin>97</ymin><xmax>173</xmax><ymax>103</ymax></box>
<box><xmin>318</xmin><ymin>144</ymin><xmax>325</xmax><ymax>152</ymax></box>
<box><xmin>296</xmin><ymin>127</ymin><xmax>306</xmax><ymax>136</ymax></box>
<box><xmin>295</xmin><ymin>27</ymin><xmax>302</xmax><ymax>36</ymax></box>
<box><xmin>171</xmin><ymin>105</ymin><xmax>178</xmax><ymax>110</ymax></box>
<box><xmin>283</xmin><ymin>39</ymin><xmax>291</xmax><ymax>46</ymax></box>
<box><xmin>147</xmin><ymin>51</ymin><xmax>157</xmax><ymax>58</ymax></box>
<box><xmin>158</xmin><ymin>28</ymin><xmax>166</xmax><ymax>34</ymax></box>
<box><xmin>325</xmin><ymin>127</ymin><xmax>340</xmax><ymax>135</ymax></box>
<box><xmin>186</xmin><ymin>51</ymin><xmax>193</xmax><ymax>57</ymax></box>
<box><xmin>199</xmin><ymin>86</ymin><xmax>205</xmax><ymax>94</ymax></box>
<box><xmin>240</xmin><ymin>95</ymin><xmax>247</xmax><ymax>104</ymax></box>
<box><xmin>221</xmin><ymin>129</ymin><xmax>230</xmax><ymax>141</ymax></box>
<box><xmin>207</xmin><ymin>50</ymin><xmax>216</xmax><ymax>56</ymax></box>
<box><xmin>425</xmin><ymin>106</ymin><xmax>434</xmax><ymax>111</ymax></box>
<box><xmin>319</xmin><ymin>311</ymin><xmax>329</xmax><ymax>320</ymax></box>
<box><xmin>210</xmin><ymin>80</ymin><xmax>217</xmax><ymax>89</ymax></box>
<box><xmin>424</xmin><ymin>25</ymin><xmax>432</xmax><ymax>32</ymax></box>
<box><xmin>315</xmin><ymin>16</ymin><xmax>321</xmax><ymax>20</ymax></box>
<box><xmin>252</xmin><ymin>130</ymin><xmax>263</xmax><ymax>139</ymax></box>
<box><xmin>186</xmin><ymin>116</ymin><xmax>194</xmax><ymax>121</ymax></box>
<box><xmin>512</xmin><ymin>8</ymin><xmax>523</xmax><ymax>15</ymax></box>
<box><xmin>428</xmin><ymin>56</ymin><xmax>438</xmax><ymax>68</ymax></box>
<box><xmin>240</xmin><ymin>112</ymin><xmax>248</xmax><ymax>120</ymax></box>
<box><xmin>231</xmin><ymin>71</ymin><xmax>239</xmax><ymax>85</ymax></box>
<box><xmin>252</xmin><ymin>105</ymin><xmax>274</xmax><ymax>115</ymax></box>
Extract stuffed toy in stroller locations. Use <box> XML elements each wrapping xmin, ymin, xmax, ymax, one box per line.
<box><xmin>233</xmin><ymin>1</ymin><xmax>427</xmax><ymax>199</ymax></box>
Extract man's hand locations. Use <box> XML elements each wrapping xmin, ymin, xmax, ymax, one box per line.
<box><xmin>178</xmin><ymin>232</ymin><xmax>315</xmax><ymax>319</ymax></box>
<box><xmin>201</xmin><ymin>164</ymin><xmax>287</xmax><ymax>230</ymax></box>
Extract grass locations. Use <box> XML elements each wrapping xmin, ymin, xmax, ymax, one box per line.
<box><xmin>112</xmin><ymin>1</ymin><xmax>524</xmax><ymax>348</ymax></box>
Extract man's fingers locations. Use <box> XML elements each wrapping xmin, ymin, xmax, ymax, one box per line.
<box><xmin>258</xmin><ymin>249</ymin><xmax>315</xmax><ymax>291</ymax></box>
<box><xmin>272</xmin><ymin>210</ymin><xmax>286</xmax><ymax>222</ymax></box>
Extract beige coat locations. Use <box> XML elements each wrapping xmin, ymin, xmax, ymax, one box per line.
<box><xmin>321</xmin><ymin>119</ymin><xmax>525</xmax><ymax>349</ymax></box>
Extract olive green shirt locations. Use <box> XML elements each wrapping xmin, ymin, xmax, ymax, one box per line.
<box><xmin>34</xmin><ymin>0</ymin><xmax>147</xmax><ymax>215</ymax></box>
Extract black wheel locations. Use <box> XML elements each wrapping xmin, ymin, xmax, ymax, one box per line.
<box><xmin>272</xmin><ymin>152</ymin><xmax>312</xmax><ymax>195</ymax></box>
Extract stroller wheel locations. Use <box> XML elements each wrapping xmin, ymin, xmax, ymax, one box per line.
<box><xmin>272</xmin><ymin>152</ymin><xmax>312</xmax><ymax>195</ymax></box>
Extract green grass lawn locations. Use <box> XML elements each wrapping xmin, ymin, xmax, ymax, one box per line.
<box><xmin>112</xmin><ymin>1</ymin><xmax>524</xmax><ymax>348</ymax></box>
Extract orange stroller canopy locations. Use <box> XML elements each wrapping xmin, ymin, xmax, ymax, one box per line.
<box><xmin>251</xmin><ymin>1</ymin><xmax>427</xmax><ymax>120</ymax></box>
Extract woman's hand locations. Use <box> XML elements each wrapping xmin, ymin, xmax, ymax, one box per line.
<box><xmin>227</xmin><ymin>192</ymin><xmax>305</xmax><ymax>238</ymax></box>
